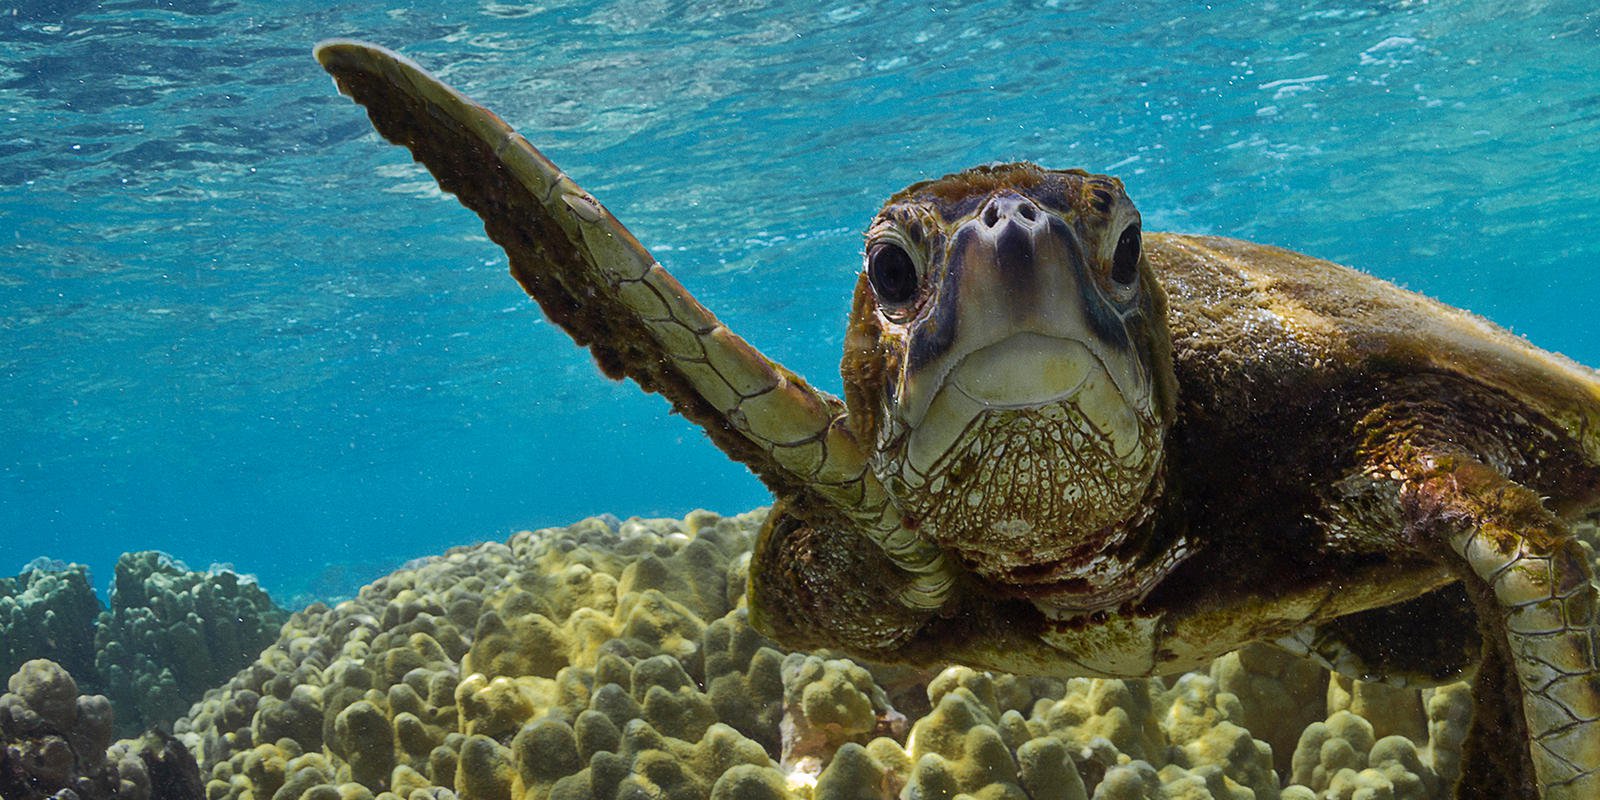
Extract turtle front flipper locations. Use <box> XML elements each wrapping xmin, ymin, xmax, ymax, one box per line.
<box><xmin>1386</xmin><ymin>452</ymin><xmax>1600</xmax><ymax>799</ymax></box>
<box><xmin>313</xmin><ymin>41</ymin><xmax>884</xmax><ymax>522</ymax></box>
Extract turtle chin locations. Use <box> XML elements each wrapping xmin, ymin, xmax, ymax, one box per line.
<box><xmin>875</xmin><ymin>335</ymin><xmax>1176</xmax><ymax>612</ymax></box>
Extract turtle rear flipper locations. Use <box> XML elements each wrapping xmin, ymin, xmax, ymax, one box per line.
<box><xmin>315</xmin><ymin>43</ymin><xmax>864</xmax><ymax>511</ymax></box>
<box><xmin>1275</xmin><ymin>581</ymin><xmax>1481</xmax><ymax>687</ymax></box>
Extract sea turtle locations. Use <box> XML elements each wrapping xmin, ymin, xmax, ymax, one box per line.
<box><xmin>314</xmin><ymin>41</ymin><xmax>1600</xmax><ymax>799</ymax></box>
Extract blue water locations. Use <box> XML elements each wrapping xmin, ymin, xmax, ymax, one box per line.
<box><xmin>3</xmin><ymin>1</ymin><xmax>1597</xmax><ymax>603</ymax></box>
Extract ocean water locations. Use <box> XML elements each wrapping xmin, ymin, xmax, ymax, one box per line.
<box><xmin>3</xmin><ymin>1</ymin><xmax>1597</xmax><ymax>603</ymax></box>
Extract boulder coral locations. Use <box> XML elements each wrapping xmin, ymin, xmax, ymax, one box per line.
<box><xmin>168</xmin><ymin>509</ymin><xmax>1503</xmax><ymax>800</ymax></box>
<box><xmin>0</xmin><ymin>658</ymin><xmax>203</xmax><ymax>800</ymax></box>
<box><xmin>1</xmin><ymin>551</ymin><xmax>290</xmax><ymax>737</ymax></box>
<box><xmin>0</xmin><ymin>560</ymin><xmax>102</xmax><ymax>687</ymax></box>
<box><xmin>95</xmin><ymin>551</ymin><xmax>290</xmax><ymax>735</ymax></box>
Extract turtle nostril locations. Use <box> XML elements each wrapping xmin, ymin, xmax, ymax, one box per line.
<box><xmin>981</xmin><ymin>195</ymin><xmax>1040</xmax><ymax>228</ymax></box>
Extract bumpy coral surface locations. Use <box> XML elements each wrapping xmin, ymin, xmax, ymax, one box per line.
<box><xmin>1</xmin><ymin>561</ymin><xmax>102</xmax><ymax>687</ymax></box>
<box><xmin>170</xmin><ymin>510</ymin><xmax>1499</xmax><ymax>800</ymax></box>
<box><xmin>0</xmin><ymin>658</ymin><xmax>203</xmax><ymax>800</ymax></box>
<box><xmin>96</xmin><ymin>552</ymin><xmax>290</xmax><ymax>735</ymax></box>
<box><xmin>2</xmin><ymin>552</ymin><xmax>291</xmax><ymax>739</ymax></box>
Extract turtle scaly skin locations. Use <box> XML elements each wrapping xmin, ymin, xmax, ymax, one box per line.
<box><xmin>316</xmin><ymin>41</ymin><xmax>1600</xmax><ymax>799</ymax></box>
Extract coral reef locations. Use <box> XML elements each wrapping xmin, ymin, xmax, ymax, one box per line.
<box><xmin>95</xmin><ymin>552</ymin><xmax>290</xmax><ymax>735</ymax></box>
<box><xmin>0</xmin><ymin>560</ymin><xmax>102</xmax><ymax>688</ymax></box>
<box><xmin>2</xmin><ymin>552</ymin><xmax>290</xmax><ymax>737</ymax></box>
<box><xmin>171</xmin><ymin>509</ymin><xmax>1496</xmax><ymax>800</ymax></box>
<box><xmin>0</xmin><ymin>658</ymin><xmax>203</xmax><ymax>800</ymax></box>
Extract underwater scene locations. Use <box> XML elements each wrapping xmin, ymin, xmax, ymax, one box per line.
<box><xmin>4</xmin><ymin>1</ymin><xmax>1600</xmax><ymax>799</ymax></box>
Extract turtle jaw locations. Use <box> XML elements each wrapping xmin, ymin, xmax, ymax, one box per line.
<box><xmin>950</xmin><ymin>335</ymin><xmax>1147</xmax><ymax>460</ymax></box>
<box><xmin>948</xmin><ymin>333</ymin><xmax>1096</xmax><ymax>409</ymax></box>
<box><xmin>874</xmin><ymin>341</ymin><xmax>1170</xmax><ymax>611</ymax></box>
<box><xmin>893</xmin><ymin>333</ymin><xmax>1148</xmax><ymax>481</ymax></box>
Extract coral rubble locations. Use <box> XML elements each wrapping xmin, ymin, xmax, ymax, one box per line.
<box><xmin>171</xmin><ymin>510</ymin><xmax>1487</xmax><ymax>799</ymax></box>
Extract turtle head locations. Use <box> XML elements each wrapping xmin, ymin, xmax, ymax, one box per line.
<box><xmin>842</xmin><ymin>162</ymin><xmax>1180</xmax><ymax>610</ymax></box>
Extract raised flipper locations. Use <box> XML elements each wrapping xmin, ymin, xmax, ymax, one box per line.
<box><xmin>1392</xmin><ymin>453</ymin><xmax>1600</xmax><ymax>799</ymax></box>
<box><xmin>312</xmin><ymin>41</ymin><xmax>953</xmax><ymax>608</ymax></box>
<box><xmin>312</xmin><ymin>40</ymin><xmax>847</xmax><ymax>505</ymax></box>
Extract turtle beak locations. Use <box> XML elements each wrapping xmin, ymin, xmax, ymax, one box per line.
<box><xmin>898</xmin><ymin>192</ymin><xmax>1147</xmax><ymax>418</ymax></box>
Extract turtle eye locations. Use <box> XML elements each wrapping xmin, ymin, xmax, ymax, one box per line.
<box><xmin>1110</xmin><ymin>224</ymin><xmax>1141</xmax><ymax>287</ymax></box>
<box><xmin>868</xmin><ymin>243</ymin><xmax>919</xmax><ymax>306</ymax></box>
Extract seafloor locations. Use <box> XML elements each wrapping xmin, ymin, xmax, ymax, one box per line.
<box><xmin>4</xmin><ymin>509</ymin><xmax>1600</xmax><ymax>800</ymax></box>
